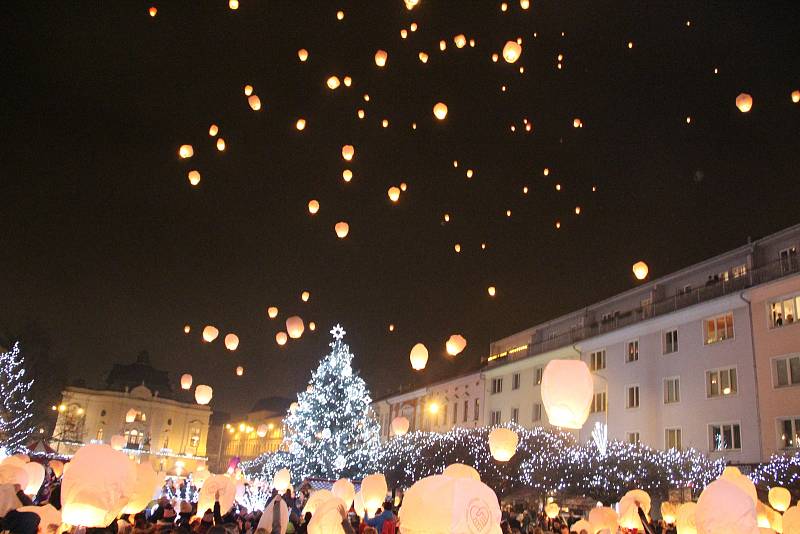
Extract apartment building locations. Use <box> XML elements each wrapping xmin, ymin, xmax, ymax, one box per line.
<box><xmin>485</xmin><ymin>223</ymin><xmax>800</xmax><ymax>464</ymax></box>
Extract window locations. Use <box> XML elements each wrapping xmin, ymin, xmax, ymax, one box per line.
<box><xmin>452</xmin><ymin>403</ymin><xmax>458</xmax><ymax>424</ymax></box>
<box><xmin>780</xmin><ymin>247</ymin><xmax>798</xmax><ymax>273</ymax></box>
<box><xmin>474</xmin><ymin>399</ymin><xmax>480</xmax><ymax>421</ymax></box>
<box><xmin>463</xmin><ymin>400</ymin><xmax>468</xmax><ymax>423</ymax></box>
<box><xmin>663</xmin><ymin>329</ymin><xmax>678</xmax><ymax>354</ymax></box>
<box><xmin>626</xmin><ymin>432</ymin><xmax>640</xmax><ymax>445</ymax></box>
<box><xmin>778</xmin><ymin>418</ymin><xmax>800</xmax><ymax>449</ymax></box>
<box><xmin>490</xmin><ymin>410</ymin><xmax>502</xmax><ymax>425</ymax></box>
<box><xmin>124</xmin><ymin>429</ymin><xmax>143</xmax><ymax>449</ymax></box>
<box><xmin>665</xmin><ymin>428</ymin><xmax>682</xmax><ymax>450</ymax></box>
<box><xmin>96</xmin><ymin>426</ymin><xmax>104</xmax><ymax>441</ymax></box>
<box><xmin>591</xmin><ymin>392</ymin><xmax>607</xmax><ymax>413</ymax></box>
<box><xmin>775</xmin><ymin>355</ymin><xmax>800</xmax><ymax>387</ymax></box>
<box><xmin>707</xmin><ymin>367</ymin><xmax>738</xmax><ymax>397</ymax></box>
<box><xmin>770</xmin><ymin>294</ymin><xmax>800</xmax><ymax>328</ymax></box>
<box><xmin>512</xmin><ymin>373</ymin><xmax>521</xmax><ymax>390</ymax></box>
<box><xmin>511</xmin><ymin>407</ymin><xmax>519</xmax><ymax>423</ymax></box>
<box><xmin>589</xmin><ymin>350</ymin><xmax>606</xmax><ymax>371</ymax></box>
<box><xmin>704</xmin><ymin>312</ymin><xmax>734</xmax><ymax>344</ymax></box>
<box><xmin>709</xmin><ymin>423</ymin><xmax>742</xmax><ymax>451</ymax></box>
<box><xmin>491</xmin><ymin>378</ymin><xmax>503</xmax><ymax>394</ymax></box>
<box><xmin>626</xmin><ymin>340</ymin><xmax>639</xmax><ymax>362</ymax></box>
<box><xmin>442</xmin><ymin>404</ymin><xmax>448</xmax><ymax>426</ymax></box>
<box><xmin>532</xmin><ymin>403</ymin><xmax>542</xmax><ymax>422</ymax></box>
<box><xmin>664</xmin><ymin>377</ymin><xmax>680</xmax><ymax>404</ymax></box>
<box><xmin>100</xmin><ymin>409</ymin><xmax>107</xmax><ymax>417</ymax></box>
<box><xmin>681</xmin><ymin>285</ymin><xmax>692</xmax><ymax>295</ymax></box>
<box><xmin>189</xmin><ymin>423</ymin><xmax>201</xmax><ymax>448</ymax></box>
<box><xmin>626</xmin><ymin>385</ymin><xmax>640</xmax><ymax>408</ymax></box>
<box><xmin>534</xmin><ymin>367</ymin><xmax>543</xmax><ymax>385</ymax></box>
<box><xmin>732</xmin><ymin>264</ymin><xmax>747</xmax><ymax>279</ymax></box>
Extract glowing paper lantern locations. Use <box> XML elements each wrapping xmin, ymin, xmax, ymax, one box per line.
<box><xmin>224</xmin><ymin>333</ymin><xmax>239</xmax><ymax>351</ymax></box>
<box><xmin>409</xmin><ymin>343</ymin><xmax>428</xmax><ymax>370</ymax></box>
<box><xmin>187</xmin><ymin>170</ymin><xmax>201</xmax><ymax>186</ymax></box>
<box><xmin>520</xmin><ymin>0</ymin><xmax>530</xmax><ymax>9</ymax></box>
<box><xmin>661</xmin><ymin>502</ymin><xmax>679</xmax><ymax>524</ymax></box>
<box><xmin>336</xmin><ymin>10</ymin><xmax>344</xmax><ymax>20</ymax></box>
<box><xmin>569</xmin><ymin>519</ymin><xmax>591</xmax><ymax>533</ymax></box>
<box><xmin>268</xmin><ymin>306</ymin><xmax>279</xmax><ymax>318</ymax></box>
<box><xmin>502</xmin><ymin>41</ymin><xmax>522</xmax><ymax>63</ymax></box>
<box><xmin>783</xmin><ymin>506</ymin><xmax>800</xmax><ymax>533</ymax></box>
<box><xmin>0</xmin><ymin>464</ymin><xmax>29</xmax><ymax>488</ymax></box>
<box><xmin>48</xmin><ymin>460</ymin><xmax>64</xmax><ymax>478</ymax></box>
<box><xmin>792</xmin><ymin>90</ymin><xmax>800</xmax><ymax>103</ymax></box>
<box><xmin>276</xmin><ymin>332</ymin><xmax>288</xmax><ymax>345</ymax></box>
<box><xmin>433</xmin><ymin>102</ymin><xmax>448</xmax><ymax>120</ymax></box>
<box><xmin>298</xmin><ymin>49</ymin><xmax>309</xmax><ymax>62</ymax></box>
<box><xmin>148</xmin><ymin>6</ymin><xmax>157</xmax><ymax>17</ymax></box>
<box><xmin>248</xmin><ymin>95</ymin><xmax>262</xmax><ymax>111</ymax></box>
<box><xmin>202</xmin><ymin>325</ymin><xmax>219</xmax><ymax>342</ymax></box>
<box><xmin>110</xmin><ymin>435</ymin><xmax>126</xmax><ymax>450</ymax></box>
<box><xmin>544</xmin><ymin>503</ymin><xmax>560</xmax><ymax>519</ymax></box>
<box><xmin>197</xmin><ymin>475</ymin><xmax>235</xmax><ymax>518</ymax></box>
<box><xmin>178</xmin><ymin>145</ymin><xmax>194</xmax><ymax>159</ymax></box>
<box><xmin>343</xmin><ymin>169</ymin><xmax>353</xmax><ymax>182</ymax></box>
<box><xmin>61</xmin><ymin>444</ymin><xmax>136</xmax><ymax>527</ymax></box>
<box><xmin>302</xmin><ymin>489</ymin><xmax>334</xmax><ymax>515</ymax></box>
<box><xmin>360</xmin><ymin>474</ymin><xmax>388</xmax><ymax>516</ymax></box>
<box><xmin>398</xmin><ymin>474</ymin><xmax>501</xmax><ymax>534</ymax></box>
<box><xmin>273</xmin><ymin>468</ymin><xmax>291</xmax><ymax>492</ymax></box>
<box><xmin>454</xmin><ymin>244</ymin><xmax>461</xmax><ymax>253</ymax></box>
<box><xmin>229</xmin><ymin>0</ymin><xmax>239</xmax><ymax>9</ymax></box>
<box><xmin>632</xmin><ymin>261</ymin><xmax>649</xmax><ymax>280</ymax></box>
<box><xmin>768</xmin><ymin>487</ymin><xmax>791</xmax><ymax>512</ymax></box>
<box><xmin>487</xmin><ymin>286</ymin><xmax>496</xmax><ymax>296</ymax></box>
<box><xmin>418</xmin><ymin>52</ymin><xmax>429</xmax><ymax>63</ymax></box>
<box><xmin>736</xmin><ymin>93</ymin><xmax>753</xmax><ymax>113</ymax></box>
<box><xmin>296</xmin><ymin>118</ymin><xmax>306</xmax><ymax>130</ymax></box>
<box><xmin>445</xmin><ymin>334</ymin><xmax>467</xmax><ymax>356</ymax></box>
<box><xmin>301</xmin><ymin>290</ymin><xmax>310</xmax><ymax>302</ymax></box>
<box><xmin>696</xmin><ymin>478</ymin><xmax>758</xmax><ymax>534</ymax></box>
<box><xmin>488</xmin><ymin>428</ymin><xmax>518</xmax><ymax>462</ymax></box>
<box><xmin>443</xmin><ymin>463</ymin><xmax>480</xmax><ymax>482</ymax></box>
<box><xmin>289</xmin><ymin>402</ymin><xmax>298</xmax><ymax>414</ymax></box>
<box><xmin>335</xmin><ymin>222</ymin><xmax>349</xmax><ymax>238</ymax></box>
<box><xmin>327</xmin><ymin>76</ymin><xmax>341</xmax><ymax>90</ymax></box>
<box><xmin>676</xmin><ymin>502</ymin><xmax>698</xmax><ymax>534</ymax></box>
<box><xmin>332</xmin><ymin>479</ymin><xmax>356</xmax><ymax>508</ymax></box>
<box><xmin>194</xmin><ymin>385</ymin><xmax>213</xmax><ymax>405</ymax></box>
<box><xmin>286</xmin><ymin>316</ymin><xmax>305</xmax><ymax>339</ymax></box>
<box><xmin>454</xmin><ymin>34</ymin><xmax>467</xmax><ymax>48</ymax></box>
<box><xmin>400</xmin><ymin>182</ymin><xmax>408</xmax><ymax>191</ymax></box>
<box><xmin>391</xmin><ymin>416</ymin><xmax>410</xmax><ymax>436</ymax></box>
<box><xmin>388</xmin><ymin>186</ymin><xmax>401</xmax><ymax>202</ymax></box>
<box><xmin>184</xmin><ymin>324</ymin><xmax>191</xmax><ymax>334</ymax></box>
<box><xmin>180</xmin><ymin>374</ymin><xmax>192</xmax><ymax>390</ymax></box>
<box><xmin>121</xmin><ymin>462</ymin><xmax>158</xmax><ymax>514</ymax></box>
<box><xmin>235</xmin><ymin>366</ymin><xmax>244</xmax><ymax>376</ymax></box>
<box><xmin>308</xmin><ymin>200</ymin><xmax>320</xmax><ymax>214</ymax></box>
<box><xmin>243</xmin><ymin>85</ymin><xmax>253</xmax><ymax>96</ymax></box>
<box><xmin>208</xmin><ymin>124</ymin><xmax>219</xmax><ymax>136</ymax></box>
<box><xmin>589</xmin><ymin>507</ymin><xmax>618</xmax><ymax>534</ymax></box>
<box><xmin>720</xmin><ymin>466</ymin><xmax>758</xmax><ymax>505</ymax></box>
<box><xmin>341</xmin><ymin>145</ymin><xmax>354</xmax><ymax>161</ymax></box>
<box><xmin>309</xmin><ymin>321</ymin><xmax>316</xmax><ymax>331</ymax></box>
<box><xmin>308</xmin><ymin>496</ymin><xmax>347</xmax><ymax>534</ymax></box>
<box><xmin>257</xmin><ymin>424</ymin><xmax>268</xmax><ymax>437</ymax></box>
<box><xmin>541</xmin><ymin>359</ymin><xmax>593</xmax><ymax>429</ymax></box>
<box><xmin>374</xmin><ymin>50</ymin><xmax>388</xmax><ymax>67</ymax></box>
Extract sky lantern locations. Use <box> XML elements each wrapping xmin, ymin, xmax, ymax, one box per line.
<box><xmin>792</xmin><ymin>90</ymin><xmax>800</xmax><ymax>103</ymax></box>
<box><xmin>22</xmin><ymin>462</ymin><xmax>45</xmax><ymax>496</ymax></box>
<box><xmin>257</xmin><ymin>424</ymin><xmax>268</xmax><ymax>437</ymax></box>
<box><xmin>391</xmin><ymin>416</ymin><xmax>409</xmax><ymax>436</ymax></box>
<box><xmin>228</xmin><ymin>0</ymin><xmax>239</xmax><ymax>9</ymax></box>
<box><xmin>736</xmin><ymin>93</ymin><xmax>753</xmax><ymax>112</ymax></box>
<box><xmin>503</xmin><ymin>41</ymin><xmax>522</xmax><ymax>63</ymax></box>
<box><xmin>301</xmin><ymin>290</ymin><xmax>310</xmax><ymax>302</ymax></box>
<box><xmin>360</xmin><ymin>474</ymin><xmax>388</xmax><ymax>516</ymax></box>
<box><xmin>541</xmin><ymin>359</ymin><xmax>593</xmax><ymax>428</ymax></box>
<box><xmin>248</xmin><ymin>95</ymin><xmax>262</xmax><ymax>111</ymax></box>
<box><xmin>520</xmin><ymin>0</ymin><xmax>530</xmax><ymax>8</ymax></box>
<box><xmin>589</xmin><ymin>508</ymin><xmax>618</xmax><ymax>534</ymax></box>
<box><xmin>443</xmin><ymin>463</ymin><xmax>480</xmax><ymax>481</ymax></box>
<box><xmin>675</xmin><ymin>502</ymin><xmax>697</xmax><ymax>534</ymax></box>
<box><xmin>445</xmin><ymin>334</ymin><xmax>467</xmax><ymax>356</ymax></box>
<box><xmin>433</xmin><ymin>102</ymin><xmax>448</xmax><ymax>120</ymax></box>
<box><xmin>243</xmin><ymin>84</ymin><xmax>253</xmax><ymax>96</ymax></box>
<box><xmin>696</xmin><ymin>478</ymin><xmax>758</xmax><ymax>533</ymax></box>
<box><xmin>180</xmin><ymin>374</ymin><xmax>192</xmax><ymax>390</ymax></box>
<box><xmin>202</xmin><ymin>325</ymin><xmax>219</xmax><ymax>342</ymax></box>
<box><xmin>183</xmin><ymin>324</ymin><xmax>191</xmax><ymax>334</ymax></box>
<box><xmin>194</xmin><ymin>385</ymin><xmax>213</xmax><ymax>405</ymax></box>
<box><xmin>216</xmin><ymin>138</ymin><xmax>226</xmax><ymax>151</ymax></box>
<box><xmin>187</xmin><ymin>170</ymin><xmax>201</xmax><ymax>186</ymax></box>
<box><xmin>381</xmin><ymin>119</ymin><xmax>389</xmax><ymax>128</ymax></box>
<box><xmin>297</xmin><ymin>48</ymin><xmax>308</xmax><ymax>62</ymax></box>
<box><xmin>208</xmin><ymin>124</ymin><xmax>218</xmax><ymax>136</ymax></box>
<box><xmin>341</xmin><ymin>144</ymin><xmax>354</xmax><ymax>161</ymax></box>
<box><xmin>308</xmin><ymin>199</ymin><xmax>320</xmax><ymax>214</ymax></box>
<box><xmin>335</xmin><ymin>221</ymin><xmax>349</xmax><ymax>238</ymax></box>
<box><xmin>388</xmin><ymin>324</ymin><xmax>395</xmax><ymax>332</ymax></box>
<box><xmin>619</xmin><ymin>490</ymin><xmax>651</xmax><ymax>530</ymax></box>
<box><xmin>235</xmin><ymin>366</ymin><xmax>243</xmax><ymax>376</ymax></box>
<box><xmin>400</xmin><ymin>29</ymin><xmax>408</xmax><ymax>39</ymax></box>
<box><xmin>122</xmin><ymin>462</ymin><xmax>159</xmax><ymax>514</ymax></box>
<box><xmin>454</xmin><ymin>34</ymin><xmax>467</xmax><ymax>48</ymax></box>
<box><xmin>768</xmin><ymin>487</ymin><xmax>791</xmax><ymax>512</ymax></box>
<box><xmin>332</xmin><ymin>479</ymin><xmax>356</xmax><ymax>509</ymax></box>
<box><xmin>404</xmin><ymin>0</ymin><xmax>419</xmax><ymax>9</ymax></box>
<box><xmin>286</xmin><ymin>316</ymin><xmax>305</xmax><ymax>339</ymax></box>
<box><xmin>409</xmin><ymin>343</ymin><xmax>428</xmax><ymax>370</ymax></box>
<box><xmin>544</xmin><ymin>503</ymin><xmax>559</xmax><ymax>519</ymax></box>
<box><xmin>268</xmin><ymin>306</ymin><xmax>279</xmax><ymax>319</ymax></box>
<box><xmin>374</xmin><ymin>50</ymin><xmax>388</xmax><ymax>67</ymax></box>
<box><xmin>309</xmin><ymin>321</ymin><xmax>316</xmax><ymax>331</ymax></box>
<box><xmin>148</xmin><ymin>6</ymin><xmax>157</xmax><ymax>17</ymax></box>
<box><xmin>418</xmin><ymin>52</ymin><xmax>429</xmax><ymax>63</ymax></box>
<box><xmin>399</xmin><ymin>182</ymin><xmax>408</xmax><ymax>191</ymax></box>
<box><xmin>661</xmin><ymin>502</ymin><xmax>678</xmax><ymax>525</ymax></box>
<box><xmin>573</xmin><ymin>118</ymin><xmax>583</xmax><ymax>128</ymax></box>
<box><xmin>454</xmin><ymin>243</ymin><xmax>462</xmax><ymax>253</ymax></box>
<box><xmin>488</xmin><ymin>428</ymin><xmax>519</xmax><ymax>461</ymax></box>
<box><xmin>342</xmin><ymin>169</ymin><xmax>353</xmax><ymax>182</ymax></box>
<box><xmin>178</xmin><ymin>145</ymin><xmax>193</xmax><ymax>159</ymax></box>
<box><xmin>410</xmin><ymin>22</ymin><xmax>418</xmax><ymax>31</ymax></box>
<box><xmin>326</xmin><ymin>76</ymin><xmax>341</xmax><ymax>90</ymax></box>
<box><xmin>224</xmin><ymin>333</ymin><xmax>239</xmax><ymax>351</ymax></box>
<box><xmin>296</xmin><ymin>118</ymin><xmax>306</xmax><ymax>130</ymax></box>
<box><xmin>632</xmin><ymin>260</ymin><xmax>649</xmax><ymax>280</ymax></box>
<box><xmin>276</xmin><ymin>332</ymin><xmax>288</xmax><ymax>346</ymax></box>
<box><xmin>336</xmin><ymin>10</ymin><xmax>344</xmax><ymax>20</ymax></box>
<box><xmin>388</xmin><ymin>186</ymin><xmax>401</xmax><ymax>202</ymax></box>
<box><xmin>487</xmin><ymin>286</ymin><xmax>496</xmax><ymax>296</ymax></box>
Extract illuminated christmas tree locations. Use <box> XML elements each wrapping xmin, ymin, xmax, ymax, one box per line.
<box><xmin>282</xmin><ymin>324</ymin><xmax>381</xmax><ymax>480</ymax></box>
<box><xmin>0</xmin><ymin>342</ymin><xmax>35</xmax><ymax>453</ymax></box>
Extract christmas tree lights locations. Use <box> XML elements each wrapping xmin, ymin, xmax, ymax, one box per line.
<box><xmin>0</xmin><ymin>342</ymin><xmax>35</xmax><ymax>453</ymax></box>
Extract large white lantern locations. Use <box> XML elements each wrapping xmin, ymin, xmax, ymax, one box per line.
<box><xmin>286</xmin><ymin>316</ymin><xmax>305</xmax><ymax>339</ymax></box>
<box><xmin>488</xmin><ymin>428</ymin><xmax>518</xmax><ymax>461</ymax></box>
<box><xmin>61</xmin><ymin>444</ymin><xmax>136</xmax><ymax>527</ymax></box>
<box><xmin>18</xmin><ymin>504</ymin><xmax>61</xmax><ymax>532</ymax></box>
<box><xmin>544</xmin><ymin>502</ymin><xmax>560</xmax><ymax>519</ymax></box>
<box><xmin>180</xmin><ymin>373</ymin><xmax>193</xmax><ymax>390</ymax></box>
<box><xmin>675</xmin><ymin>502</ymin><xmax>697</xmax><ymax>534</ymax></box>
<box><xmin>202</xmin><ymin>325</ymin><xmax>219</xmax><ymax>342</ymax></box>
<box><xmin>398</xmin><ymin>474</ymin><xmax>501</xmax><ymax>534</ymax></box>
<box><xmin>22</xmin><ymin>462</ymin><xmax>45</xmax><ymax>496</ymax></box>
<box><xmin>197</xmin><ymin>475</ymin><xmax>235</xmax><ymax>516</ymax></box>
<box><xmin>308</xmin><ymin>496</ymin><xmax>347</xmax><ymax>534</ymax></box>
<box><xmin>195</xmin><ymin>385</ymin><xmax>213</xmax><ymax>405</ymax></box>
<box><xmin>302</xmin><ymin>489</ymin><xmax>334</xmax><ymax>516</ymax></box>
<box><xmin>541</xmin><ymin>359</ymin><xmax>593</xmax><ymax>429</ymax></box>
<box><xmin>442</xmin><ymin>463</ymin><xmax>480</xmax><ymax>481</ymax></box>
<box><xmin>273</xmin><ymin>468</ymin><xmax>291</xmax><ymax>492</ymax></box>
<box><xmin>332</xmin><ymin>478</ymin><xmax>356</xmax><ymax>508</ymax></box>
<box><xmin>224</xmin><ymin>333</ymin><xmax>239</xmax><ymax>351</ymax></box>
<box><xmin>0</xmin><ymin>464</ymin><xmax>29</xmax><ymax>488</ymax></box>
<box><xmin>502</xmin><ymin>41</ymin><xmax>522</xmax><ymax>63</ymax></box>
<box><xmin>619</xmin><ymin>489</ymin><xmax>651</xmax><ymax>530</ymax></box>
<box><xmin>360</xmin><ymin>473</ymin><xmax>388</xmax><ymax>516</ymax></box>
<box><xmin>783</xmin><ymin>506</ymin><xmax>800</xmax><ymax>533</ymax></box>
<box><xmin>445</xmin><ymin>334</ymin><xmax>467</xmax><ymax>356</ymax></box>
<box><xmin>588</xmin><ymin>507</ymin><xmax>618</xmax><ymax>534</ymax></box>
<box><xmin>122</xmin><ymin>462</ymin><xmax>159</xmax><ymax>514</ymax></box>
<box><xmin>768</xmin><ymin>486</ymin><xmax>791</xmax><ymax>512</ymax></box>
<box><xmin>720</xmin><ymin>466</ymin><xmax>758</xmax><ymax>505</ymax></box>
<box><xmin>696</xmin><ymin>478</ymin><xmax>758</xmax><ymax>534</ymax></box>
<box><xmin>409</xmin><ymin>343</ymin><xmax>429</xmax><ymax>370</ymax></box>
<box><xmin>391</xmin><ymin>416</ymin><xmax>410</xmax><ymax>436</ymax></box>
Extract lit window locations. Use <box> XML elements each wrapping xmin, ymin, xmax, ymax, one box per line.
<box><xmin>704</xmin><ymin>312</ymin><xmax>734</xmax><ymax>344</ymax></box>
<box><xmin>774</xmin><ymin>355</ymin><xmax>800</xmax><ymax>387</ymax></box>
<box><xmin>664</xmin><ymin>377</ymin><xmax>680</xmax><ymax>404</ymax></box>
<box><xmin>511</xmin><ymin>407</ymin><xmax>519</xmax><ymax>423</ymax></box>
<box><xmin>626</xmin><ymin>340</ymin><xmax>639</xmax><ymax>362</ymax></box>
<box><xmin>473</xmin><ymin>399</ymin><xmax>480</xmax><ymax>421</ymax></box>
<box><xmin>732</xmin><ymin>264</ymin><xmax>747</xmax><ymax>278</ymax></box>
<box><xmin>707</xmin><ymin>368</ymin><xmax>737</xmax><ymax>397</ymax></box>
<box><xmin>709</xmin><ymin>423</ymin><xmax>741</xmax><ymax>451</ymax></box>
<box><xmin>626</xmin><ymin>432</ymin><xmax>640</xmax><ymax>444</ymax></box>
<box><xmin>463</xmin><ymin>400</ymin><xmax>468</xmax><ymax>423</ymax></box>
<box><xmin>626</xmin><ymin>385</ymin><xmax>640</xmax><ymax>408</ymax></box>
<box><xmin>591</xmin><ymin>392</ymin><xmax>607</xmax><ymax>413</ymax></box>
<box><xmin>769</xmin><ymin>295</ymin><xmax>800</xmax><ymax>328</ymax></box>
<box><xmin>534</xmin><ymin>367</ymin><xmax>543</xmax><ymax>385</ymax></box>
<box><xmin>778</xmin><ymin>418</ymin><xmax>800</xmax><ymax>449</ymax></box>
<box><xmin>663</xmin><ymin>329</ymin><xmax>678</xmax><ymax>354</ymax></box>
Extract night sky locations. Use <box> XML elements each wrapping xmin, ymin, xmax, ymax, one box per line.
<box><xmin>3</xmin><ymin>1</ymin><xmax>799</xmax><ymax>414</ymax></box>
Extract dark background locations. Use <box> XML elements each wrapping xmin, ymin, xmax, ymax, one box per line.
<box><xmin>2</xmin><ymin>1</ymin><xmax>799</xmax><ymax>416</ymax></box>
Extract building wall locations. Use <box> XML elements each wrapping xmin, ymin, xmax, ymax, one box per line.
<box><xmin>748</xmin><ymin>273</ymin><xmax>800</xmax><ymax>459</ymax></box>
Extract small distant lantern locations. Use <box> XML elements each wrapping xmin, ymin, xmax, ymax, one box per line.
<box><xmin>202</xmin><ymin>325</ymin><xmax>219</xmax><ymax>342</ymax></box>
<box><xmin>276</xmin><ymin>331</ymin><xmax>288</xmax><ymax>346</ymax></box>
<box><xmin>632</xmin><ymin>260</ymin><xmax>649</xmax><ymax>280</ymax></box>
<box><xmin>433</xmin><ymin>102</ymin><xmax>448</xmax><ymax>120</ymax></box>
<box><xmin>792</xmin><ymin>90</ymin><xmax>800</xmax><ymax>103</ymax></box>
<box><xmin>336</xmin><ymin>10</ymin><xmax>344</xmax><ymax>20</ymax></box>
<box><xmin>243</xmin><ymin>84</ymin><xmax>253</xmax><ymax>96</ymax></box>
<box><xmin>180</xmin><ymin>374</ymin><xmax>193</xmax><ymax>390</ymax></box>
<box><xmin>503</xmin><ymin>41</ymin><xmax>522</xmax><ymax>63</ymax></box>
<box><xmin>488</xmin><ymin>428</ymin><xmax>519</xmax><ymax>461</ymax></box>
<box><xmin>208</xmin><ymin>124</ymin><xmax>219</xmax><ymax>136</ymax></box>
<box><xmin>343</xmin><ymin>169</ymin><xmax>353</xmax><ymax>182</ymax></box>
<box><xmin>267</xmin><ymin>306</ymin><xmax>279</xmax><ymax>319</ymax></box>
<box><xmin>257</xmin><ymin>424</ymin><xmax>268</xmax><ymax>437</ymax></box>
<box><xmin>409</xmin><ymin>343</ymin><xmax>428</xmax><ymax>370</ymax></box>
<box><xmin>326</xmin><ymin>76</ymin><xmax>341</xmax><ymax>90</ymax></box>
<box><xmin>224</xmin><ymin>333</ymin><xmax>239</xmax><ymax>351</ymax></box>
<box><xmin>235</xmin><ymin>366</ymin><xmax>244</xmax><ymax>376</ymax></box>
<box><xmin>388</xmin><ymin>186</ymin><xmax>401</xmax><ymax>202</ymax></box>
<box><xmin>736</xmin><ymin>93</ymin><xmax>753</xmax><ymax>113</ymax></box>
<box><xmin>418</xmin><ymin>52</ymin><xmax>429</xmax><ymax>63</ymax></box>
<box><xmin>216</xmin><ymin>138</ymin><xmax>226</xmax><ymax>151</ymax></box>
<box><xmin>487</xmin><ymin>286</ymin><xmax>496</xmax><ymax>296</ymax></box>
<box><xmin>148</xmin><ymin>6</ymin><xmax>157</xmax><ymax>17</ymax></box>
<box><xmin>194</xmin><ymin>385</ymin><xmax>213</xmax><ymax>405</ymax></box>
<box><xmin>544</xmin><ymin>503</ymin><xmax>560</xmax><ymax>519</ymax></box>
<box><xmin>308</xmin><ymin>200</ymin><xmax>320</xmax><ymax>214</ymax></box>
<box><xmin>248</xmin><ymin>95</ymin><xmax>262</xmax><ymax>111</ymax></box>
<box><xmin>301</xmin><ymin>291</ymin><xmax>310</xmax><ymax>302</ymax></box>
<box><xmin>187</xmin><ymin>170</ymin><xmax>201</xmax><ymax>186</ymax></box>
<box><xmin>178</xmin><ymin>145</ymin><xmax>194</xmax><ymax>159</ymax></box>
<box><xmin>297</xmin><ymin>49</ymin><xmax>309</xmax><ymax>62</ymax></box>
<box><xmin>296</xmin><ymin>118</ymin><xmax>306</xmax><ymax>130</ymax></box>
<box><xmin>454</xmin><ymin>34</ymin><xmax>467</xmax><ymax>48</ymax></box>
<box><xmin>183</xmin><ymin>324</ymin><xmax>191</xmax><ymax>334</ymax></box>
<box><xmin>309</xmin><ymin>321</ymin><xmax>316</xmax><ymax>331</ymax></box>
<box><xmin>341</xmin><ymin>145</ymin><xmax>355</xmax><ymax>161</ymax></box>
<box><xmin>374</xmin><ymin>50</ymin><xmax>388</xmax><ymax>67</ymax></box>
<box><xmin>391</xmin><ymin>416</ymin><xmax>409</xmax><ymax>436</ymax></box>
<box><xmin>335</xmin><ymin>222</ymin><xmax>350</xmax><ymax>238</ymax></box>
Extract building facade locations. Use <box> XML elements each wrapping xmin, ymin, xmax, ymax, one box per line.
<box><xmin>485</xmin><ymin>223</ymin><xmax>800</xmax><ymax>464</ymax></box>
<box><xmin>373</xmin><ymin>372</ymin><xmax>485</xmax><ymax>441</ymax></box>
<box><xmin>51</xmin><ymin>351</ymin><xmax>211</xmax><ymax>474</ymax></box>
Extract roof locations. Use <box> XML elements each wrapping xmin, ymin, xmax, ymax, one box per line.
<box><xmin>105</xmin><ymin>350</ymin><xmax>173</xmax><ymax>398</ymax></box>
<box><xmin>249</xmin><ymin>396</ymin><xmax>292</xmax><ymax>415</ymax></box>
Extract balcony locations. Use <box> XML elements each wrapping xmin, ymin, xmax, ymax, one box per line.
<box><xmin>488</xmin><ymin>256</ymin><xmax>799</xmax><ymax>365</ymax></box>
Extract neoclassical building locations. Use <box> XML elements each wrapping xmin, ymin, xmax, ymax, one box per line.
<box><xmin>51</xmin><ymin>351</ymin><xmax>211</xmax><ymax>474</ymax></box>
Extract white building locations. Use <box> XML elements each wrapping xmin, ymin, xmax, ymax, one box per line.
<box><xmin>485</xmin><ymin>223</ymin><xmax>800</xmax><ymax>464</ymax></box>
